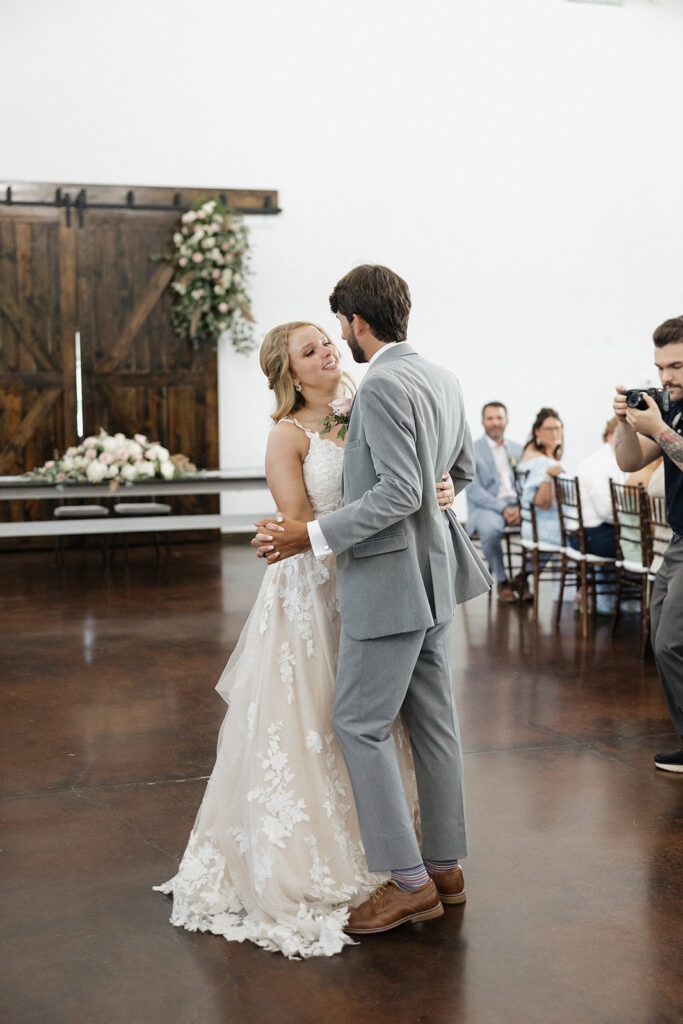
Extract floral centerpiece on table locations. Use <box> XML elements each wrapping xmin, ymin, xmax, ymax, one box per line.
<box><xmin>29</xmin><ymin>430</ymin><xmax>197</xmax><ymax>490</ymax></box>
<box><xmin>163</xmin><ymin>197</ymin><xmax>256</xmax><ymax>354</ymax></box>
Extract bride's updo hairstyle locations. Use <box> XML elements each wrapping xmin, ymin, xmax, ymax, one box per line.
<box><xmin>259</xmin><ymin>321</ymin><xmax>354</xmax><ymax>423</ymax></box>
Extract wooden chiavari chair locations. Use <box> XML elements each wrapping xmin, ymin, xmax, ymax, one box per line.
<box><xmin>648</xmin><ymin>494</ymin><xmax>673</xmax><ymax>574</ymax></box>
<box><xmin>513</xmin><ymin>467</ymin><xmax>565</xmax><ymax>620</ymax></box>
<box><xmin>610</xmin><ymin>481</ymin><xmax>651</xmax><ymax>656</ymax></box>
<box><xmin>554</xmin><ymin>476</ymin><xmax>615</xmax><ymax>639</ymax></box>
<box><xmin>610</xmin><ymin>483</ymin><xmax>672</xmax><ymax>657</ymax></box>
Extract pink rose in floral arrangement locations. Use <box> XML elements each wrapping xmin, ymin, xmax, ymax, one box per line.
<box><xmin>56</xmin><ymin>473</ymin><xmax>66</xmax><ymax>483</ymax></box>
<box><xmin>192</xmin><ymin>252</ymin><xmax>203</xmax><ymax>263</ymax></box>
<box><xmin>329</xmin><ymin>397</ymin><xmax>353</xmax><ymax>417</ymax></box>
<box><xmin>178</xmin><ymin>257</ymin><xmax>188</xmax><ymax>267</ymax></box>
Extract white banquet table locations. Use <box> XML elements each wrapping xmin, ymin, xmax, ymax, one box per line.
<box><xmin>0</xmin><ymin>470</ymin><xmax>267</xmax><ymax>538</ymax></box>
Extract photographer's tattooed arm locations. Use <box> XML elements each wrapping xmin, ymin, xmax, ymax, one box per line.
<box><xmin>657</xmin><ymin>428</ymin><xmax>683</xmax><ymax>472</ymax></box>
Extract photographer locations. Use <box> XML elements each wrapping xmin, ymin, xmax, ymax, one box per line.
<box><xmin>614</xmin><ymin>315</ymin><xmax>683</xmax><ymax>773</ymax></box>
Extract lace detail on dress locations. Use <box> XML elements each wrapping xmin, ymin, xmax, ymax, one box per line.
<box><xmin>155</xmin><ymin>417</ymin><xmax>420</xmax><ymax>959</ymax></box>
<box><xmin>278</xmin><ymin>643</ymin><xmax>296</xmax><ymax>704</ymax></box>
<box><xmin>303</xmin><ymin>437</ymin><xmax>344</xmax><ymax>517</ymax></box>
<box><xmin>247</xmin><ymin>721</ymin><xmax>311</xmax><ymax>853</ymax></box>
<box><xmin>280</xmin><ymin>417</ymin><xmax>345</xmax><ymax>518</ymax></box>
<box><xmin>258</xmin><ymin>554</ymin><xmax>330</xmax><ymax>656</ymax></box>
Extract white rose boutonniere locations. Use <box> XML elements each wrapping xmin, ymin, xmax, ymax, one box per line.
<box><xmin>319</xmin><ymin>397</ymin><xmax>353</xmax><ymax>441</ymax></box>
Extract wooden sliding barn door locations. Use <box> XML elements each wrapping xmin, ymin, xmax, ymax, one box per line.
<box><xmin>0</xmin><ymin>206</ymin><xmax>77</xmax><ymax>476</ymax></box>
<box><xmin>73</xmin><ymin>207</ymin><xmax>218</xmax><ymax>486</ymax></box>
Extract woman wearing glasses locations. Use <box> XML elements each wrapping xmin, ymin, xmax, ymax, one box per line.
<box><xmin>518</xmin><ymin>407</ymin><xmax>565</xmax><ymax>547</ymax></box>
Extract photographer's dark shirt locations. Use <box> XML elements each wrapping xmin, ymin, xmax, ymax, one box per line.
<box><xmin>658</xmin><ymin>401</ymin><xmax>683</xmax><ymax>536</ymax></box>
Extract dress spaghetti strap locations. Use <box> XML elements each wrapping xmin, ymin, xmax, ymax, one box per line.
<box><xmin>280</xmin><ymin>417</ymin><xmax>318</xmax><ymax>439</ymax></box>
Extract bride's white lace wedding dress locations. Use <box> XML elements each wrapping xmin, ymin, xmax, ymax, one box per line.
<box><xmin>155</xmin><ymin>419</ymin><xmax>420</xmax><ymax>959</ymax></box>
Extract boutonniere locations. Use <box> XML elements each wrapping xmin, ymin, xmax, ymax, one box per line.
<box><xmin>509</xmin><ymin>455</ymin><xmax>519</xmax><ymax>470</ymax></box>
<box><xmin>319</xmin><ymin>397</ymin><xmax>353</xmax><ymax>441</ymax></box>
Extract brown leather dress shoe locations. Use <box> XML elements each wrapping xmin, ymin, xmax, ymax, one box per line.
<box><xmin>497</xmin><ymin>581</ymin><xmax>517</xmax><ymax>603</ymax></box>
<box><xmin>426</xmin><ymin>865</ymin><xmax>466</xmax><ymax>905</ymax></box>
<box><xmin>345</xmin><ymin>880</ymin><xmax>444</xmax><ymax>934</ymax></box>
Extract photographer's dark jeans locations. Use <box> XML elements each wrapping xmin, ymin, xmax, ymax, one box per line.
<box><xmin>569</xmin><ymin>522</ymin><xmax>617</xmax><ymax>612</ymax></box>
<box><xmin>650</xmin><ymin>535</ymin><xmax>683</xmax><ymax>739</ymax></box>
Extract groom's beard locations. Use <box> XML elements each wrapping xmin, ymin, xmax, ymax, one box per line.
<box><xmin>346</xmin><ymin>325</ymin><xmax>367</xmax><ymax>364</ymax></box>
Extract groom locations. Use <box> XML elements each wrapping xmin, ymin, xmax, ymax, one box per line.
<box><xmin>255</xmin><ymin>265</ymin><xmax>491</xmax><ymax>933</ymax></box>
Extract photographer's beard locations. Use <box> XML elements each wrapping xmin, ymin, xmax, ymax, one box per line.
<box><xmin>663</xmin><ymin>381</ymin><xmax>683</xmax><ymax>403</ymax></box>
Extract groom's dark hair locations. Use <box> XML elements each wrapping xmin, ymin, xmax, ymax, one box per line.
<box><xmin>329</xmin><ymin>265</ymin><xmax>411</xmax><ymax>343</ymax></box>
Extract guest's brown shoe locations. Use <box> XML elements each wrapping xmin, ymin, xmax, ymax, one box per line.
<box><xmin>511</xmin><ymin>575</ymin><xmax>533</xmax><ymax>603</ymax></box>
<box><xmin>497</xmin><ymin>582</ymin><xmax>517</xmax><ymax>603</ymax></box>
<box><xmin>345</xmin><ymin>880</ymin><xmax>444</xmax><ymax>934</ymax></box>
<box><xmin>426</xmin><ymin>865</ymin><xmax>467</xmax><ymax>905</ymax></box>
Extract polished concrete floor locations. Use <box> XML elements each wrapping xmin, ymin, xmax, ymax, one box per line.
<box><xmin>1</xmin><ymin>542</ymin><xmax>682</xmax><ymax>1024</ymax></box>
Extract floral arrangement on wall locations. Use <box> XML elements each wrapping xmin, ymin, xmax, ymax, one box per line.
<box><xmin>29</xmin><ymin>430</ymin><xmax>197</xmax><ymax>489</ymax></box>
<box><xmin>164</xmin><ymin>198</ymin><xmax>256</xmax><ymax>354</ymax></box>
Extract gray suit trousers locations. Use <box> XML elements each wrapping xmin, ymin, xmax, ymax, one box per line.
<box><xmin>332</xmin><ymin>619</ymin><xmax>468</xmax><ymax>872</ymax></box>
<box><xmin>650</xmin><ymin>534</ymin><xmax>683</xmax><ymax>738</ymax></box>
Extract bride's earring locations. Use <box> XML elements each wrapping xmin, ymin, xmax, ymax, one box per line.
<box><xmin>294</xmin><ymin>381</ymin><xmax>302</xmax><ymax>393</ymax></box>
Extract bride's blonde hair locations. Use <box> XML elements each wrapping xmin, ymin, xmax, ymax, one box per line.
<box><xmin>259</xmin><ymin>321</ymin><xmax>355</xmax><ymax>423</ymax></box>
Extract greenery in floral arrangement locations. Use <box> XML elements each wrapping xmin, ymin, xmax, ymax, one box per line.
<box><xmin>163</xmin><ymin>198</ymin><xmax>256</xmax><ymax>354</ymax></box>
<box><xmin>29</xmin><ymin>430</ymin><xmax>198</xmax><ymax>490</ymax></box>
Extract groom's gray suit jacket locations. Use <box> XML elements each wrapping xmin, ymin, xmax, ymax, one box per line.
<box><xmin>318</xmin><ymin>343</ymin><xmax>491</xmax><ymax>640</ymax></box>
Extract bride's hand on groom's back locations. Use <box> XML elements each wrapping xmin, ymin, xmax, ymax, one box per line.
<box><xmin>436</xmin><ymin>471</ymin><xmax>455</xmax><ymax>509</ymax></box>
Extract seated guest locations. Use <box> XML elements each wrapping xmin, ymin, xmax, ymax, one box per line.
<box><xmin>467</xmin><ymin>401</ymin><xmax>523</xmax><ymax>602</ymax></box>
<box><xmin>576</xmin><ymin>416</ymin><xmax>626</xmax><ymax>558</ymax></box>
<box><xmin>519</xmin><ymin>407</ymin><xmax>565</xmax><ymax>547</ymax></box>
<box><xmin>626</xmin><ymin>455</ymin><xmax>664</xmax><ymax>496</ymax></box>
<box><xmin>575</xmin><ymin>417</ymin><xmax>626</xmax><ymax>613</ymax></box>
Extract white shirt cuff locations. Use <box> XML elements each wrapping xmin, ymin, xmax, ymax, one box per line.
<box><xmin>307</xmin><ymin>520</ymin><xmax>333</xmax><ymax>559</ymax></box>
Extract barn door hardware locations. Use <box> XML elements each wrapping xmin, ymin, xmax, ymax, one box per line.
<box><xmin>1</xmin><ymin>184</ymin><xmax>281</xmax><ymax>225</ymax></box>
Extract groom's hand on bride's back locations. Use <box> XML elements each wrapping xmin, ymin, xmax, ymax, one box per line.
<box><xmin>252</xmin><ymin>514</ymin><xmax>311</xmax><ymax>564</ymax></box>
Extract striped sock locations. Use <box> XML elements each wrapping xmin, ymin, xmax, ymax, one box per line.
<box><xmin>391</xmin><ymin>863</ymin><xmax>430</xmax><ymax>891</ymax></box>
<box><xmin>424</xmin><ymin>857</ymin><xmax>459</xmax><ymax>874</ymax></box>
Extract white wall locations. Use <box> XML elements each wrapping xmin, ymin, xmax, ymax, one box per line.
<box><xmin>3</xmin><ymin>0</ymin><xmax>683</xmax><ymax>519</ymax></box>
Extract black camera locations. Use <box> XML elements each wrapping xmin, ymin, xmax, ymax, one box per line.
<box><xmin>624</xmin><ymin>388</ymin><xmax>671</xmax><ymax>413</ymax></box>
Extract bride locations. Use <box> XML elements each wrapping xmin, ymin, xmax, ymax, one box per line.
<box><xmin>155</xmin><ymin>321</ymin><xmax>455</xmax><ymax>959</ymax></box>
